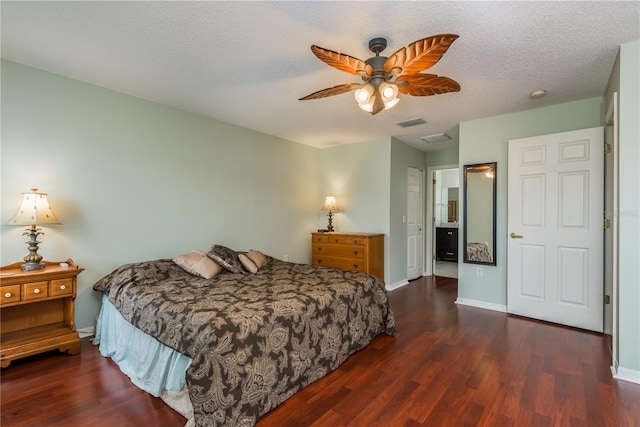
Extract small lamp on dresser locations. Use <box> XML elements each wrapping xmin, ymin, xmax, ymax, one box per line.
<box><xmin>321</xmin><ymin>193</ymin><xmax>340</xmax><ymax>232</ymax></box>
<box><xmin>6</xmin><ymin>188</ymin><xmax>62</xmax><ymax>271</ymax></box>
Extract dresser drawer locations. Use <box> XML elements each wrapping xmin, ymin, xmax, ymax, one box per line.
<box><xmin>313</xmin><ymin>244</ymin><xmax>366</xmax><ymax>259</ymax></box>
<box><xmin>312</xmin><ymin>234</ymin><xmax>330</xmax><ymax>243</ymax></box>
<box><xmin>1</xmin><ymin>285</ymin><xmax>21</xmax><ymax>306</ymax></box>
<box><xmin>312</xmin><ymin>256</ymin><xmax>367</xmax><ymax>273</ymax></box>
<box><xmin>23</xmin><ymin>281</ymin><xmax>49</xmax><ymax>301</ymax></box>
<box><xmin>339</xmin><ymin>236</ymin><xmax>367</xmax><ymax>246</ymax></box>
<box><xmin>50</xmin><ymin>279</ymin><xmax>73</xmax><ymax>297</ymax></box>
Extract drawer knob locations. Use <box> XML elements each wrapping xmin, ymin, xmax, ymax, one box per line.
<box><xmin>354</xmin><ymin>240</ymin><xmax>359</xmax><ymax>244</ymax></box>
<box><xmin>317</xmin><ymin>247</ymin><xmax>322</xmax><ymax>252</ymax></box>
<box><xmin>60</xmin><ymin>285</ymin><xmax>66</xmax><ymax>290</ymax></box>
<box><xmin>34</xmin><ymin>288</ymin><xmax>41</xmax><ymax>294</ymax></box>
<box><xmin>4</xmin><ymin>292</ymin><xmax>12</xmax><ymax>298</ymax></box>
<box><xmin>334</xmin><ymin>239</ymin><xmax>339</xmax><ymax>243</ymax></box>
<box><xmin>353</xmin><ymin>264</ymin><xmax>359</xmax><ymax>269</ymax></box>
<box><xmin>317</xmin><ymin>259</ymin><xmax>323</xmax><ymax>264</ymax></box>
<box><xmin>353</xmin><ymin>250</ymin><xmax>359</xmax><ymax>256</ymax></box>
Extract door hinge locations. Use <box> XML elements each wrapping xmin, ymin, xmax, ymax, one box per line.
<box><xmin>605</xmin><ymin>294</ymin><xmax>611</xmax><ymax>304</ymax></box>
<box><xmin>604</xmin><ymin>218</ymin><xmax>611</xmax><ymax>229</ymax></box>
<box><xmin>604</xmin><ymin>143</ymin><xmax>612</xmax><ymax>154</ymax></box>
<box><xmin>433</xmin><ymin>179</ymin><xmax>436</xmax><ymax>185</ymax></box>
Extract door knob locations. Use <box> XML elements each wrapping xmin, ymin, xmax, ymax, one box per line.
<box><xmin>510</xmin><ymin>232</ymin><xmax>523</xmax><ymax>239</ymax></box>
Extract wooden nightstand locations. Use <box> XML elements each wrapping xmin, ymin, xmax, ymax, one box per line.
<box><xmin>0</xmin><ymin>259</ymin><xmax>83</xmax><ymax>368</ymax></box>
<box><xmin>311</xmin><ymin>232</ymin><xmax>384</xmax><ymax>282</ymax></box>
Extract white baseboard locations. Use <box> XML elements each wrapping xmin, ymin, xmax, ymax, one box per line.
<box><xmin>386</xmin><ymin>279</ymin><xmax>409</xmax><ymax>291</ymax></box>
<box><xmin>455</xmin><ymin>297</ymin><xmax>507</xmax><ymax>313</ymax></box>
<box><xmin>78</xmin><ymin>326</ymin><xmax>96</xmax><ymax>338</ymax></box>
<box><xmin>612</xmin><ymin>366</ymin><xmax>640</xmax><ymax>384</ymax></box>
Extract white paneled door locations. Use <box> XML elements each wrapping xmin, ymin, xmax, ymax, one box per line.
<box><xmin>407</xmin><ymin>167</ymin><xmax>424</xmax><ymax>280</ymax></box>
<box><xmin>507</xmin><ymin>127</ymin><xmax>604</xmax><ymax>332</ymax></box>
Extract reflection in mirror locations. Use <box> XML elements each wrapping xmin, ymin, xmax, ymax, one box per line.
<box><xmin>463</xmin><ymin>162</ymin><xmax>497</xmax><ymax>265</ymax></box>
<box><xmin>435</xmin><ymin>168</ymin><xmax>459</xmax><ymax>226</ymax></box>
<box><xmin>447</xmin><ymin>188</ymin><xmax>458</xmax><ymax>222</ymax></box>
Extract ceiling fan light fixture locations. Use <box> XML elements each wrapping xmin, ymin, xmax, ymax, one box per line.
<box><xmin>380</xmin><ymin>82</ymin><xmax>400</xmax><ymax>110</ymax></box>
<box><xmin>384</xmin><ymin>97</ymin><xmax>400</xmax><ymax>110</ymax></box>
<box><xmin>380</xmin><ymin>82</ymin><xmax>398</xmax><ymax>100</ymax></box>
<box><xmin>302</xmin><ymin>34</ymin><xmax>460</xmax><ymax>115</ymax></box>
<box><xmin>355</xmin><ymin>85</ymin><xmax>373</xmax><ymax>103</ymax></box>
<box><xmin>355</xmin><ymin>84</ymin><xmax>375</xmax><ymax>112</ymax></box>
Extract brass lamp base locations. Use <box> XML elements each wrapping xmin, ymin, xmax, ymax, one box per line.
<box><xmin>21</xmin><ymin>261</ymin><xmax>46</xmax><ymax>271</ymax></box>
<box><xmin>327</xmin><ymin>211</ymin><xmax>335</xmax><ymax>232</ymax></box>
<box><xmin>20</xmin><ymin>225</ymin><xmax>46</xmax><ymax>271</ymax></box>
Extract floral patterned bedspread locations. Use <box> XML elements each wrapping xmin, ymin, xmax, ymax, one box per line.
<box><xmin>93</xmin><ymin>257</ymin><xmax>395</xmax><ymax>427</ymax></box>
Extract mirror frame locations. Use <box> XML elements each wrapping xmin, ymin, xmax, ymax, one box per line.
<box><xmin>463</xmin><ymin>162</ymin><xmax>497</xmax><ymax>266</ymax></box>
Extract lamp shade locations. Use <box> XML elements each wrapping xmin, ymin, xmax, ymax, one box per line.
<box><xmin>7</xmin><ymin>189</ymin><xmax>61</xmax><ymax>226</ymax></box>
<box><xmin>322</xmin><ymin>194</ymin><xmax>340</xmax><ymax>212</ymax></box>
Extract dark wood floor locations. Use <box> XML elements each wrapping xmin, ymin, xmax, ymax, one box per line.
<box><xmin>2</xmin><ymin>276</ymin><xmax>639</xmax><ymax>426</ymax></box>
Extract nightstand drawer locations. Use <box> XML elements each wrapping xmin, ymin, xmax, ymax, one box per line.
<box><xmin>50</xmin><ymin>279</ymin><xmax>73</xmax><ymax>297</ymax></box>
<box><xmin>23</xmin><ymin>281</ymin><xmax>49</xmax><ymax>301</ymax></box>
<box><xmin>1</xmin><ymin>285</ymin><xmax>21</xmax><ymax>306</ymax></box>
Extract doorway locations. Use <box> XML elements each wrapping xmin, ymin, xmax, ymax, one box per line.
<box><xmin>407</xmin><ymin>167</ymin><xmax>424</xmax><ymax>280</ymax></box>
<box><xmin>426</xmin><ymin>165</ymin><xmax>459</xmax><ymax>278</ymax></box>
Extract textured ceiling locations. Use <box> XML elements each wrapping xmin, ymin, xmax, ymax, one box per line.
<box><xmin>2</xmin><ymin>1</ymin><xmax>638</xmax><ymax>152</ymax></box>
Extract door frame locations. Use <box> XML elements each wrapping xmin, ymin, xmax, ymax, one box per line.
<box><xmin>407</xmin><ymin>167</ymin><xmax>424</xmax><ymax>280</ymax></box>
<box><xmin>605</xmin><ymin>92</ymin><xmax>619</xmax><ymax>373</ymax></box>
<box><xmin>426</xmin><ymin>163</ymin><xmax>458</xmax><ymax>276</ymax></box>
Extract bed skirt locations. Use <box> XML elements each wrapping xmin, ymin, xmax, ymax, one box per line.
<box><xmin>94</xmin><ymin>294</ymin><xmax>195</xmax><ymax>425</ymax></box>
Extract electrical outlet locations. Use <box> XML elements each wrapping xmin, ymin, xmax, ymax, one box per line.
<box><xmin>283</xmin><ymin>254</ymin><xmax>289</xmax><ymax>262</ymax></box>
<box><xmin>476</xmin><ymin>267</ymin><xmax>483</xmax><ymax>277</ymax></box>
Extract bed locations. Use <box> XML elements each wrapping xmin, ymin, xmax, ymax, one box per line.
<box><xmin>93</xmin><ymin>250</ymin><xmax>395</xmax><ymax>427</ymax></box>
<box><xmin>466</xmin><ymin>241</ymin><xmax>493</xmax><ymax>263</ymax></box>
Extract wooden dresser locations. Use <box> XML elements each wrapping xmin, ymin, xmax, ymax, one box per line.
<box><xmin>311</xmin><ymin>232</ymin><xmax>384</xmax><ymax>282</ymax></box>
<box><xmin>0</xmin><ymin>259</ymin><xmax>83</xmax><ymax>368</ymax></box>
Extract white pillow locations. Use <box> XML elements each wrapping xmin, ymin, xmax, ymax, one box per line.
<box><xmin>173</xmin><ymin>250</ymin><xmax>223</xmax><ymax>279</ymax></box>
<box><xmin>239</xmin><ymin>250</ymin><xmax>268</xmax><ymax>274</ymax></box>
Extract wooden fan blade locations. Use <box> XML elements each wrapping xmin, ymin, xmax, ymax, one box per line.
<box><xmin>384</xmin><ymin>34</ymin><xmax>459</xmax><ymax>76</ymax></box>
<box><xmin>299</xmin><ymin>83</ymin><xmax>362</xmax><ymax>100</ymax></box>
<box><xmin>396</xmin><ymin>74</ymin><xmax>461</xmax><ymax>96</ymax></box>
<box><xmin>311</xmin><ymin>45</ymin><xmax>373</xmax><ymax>76</ymax></box>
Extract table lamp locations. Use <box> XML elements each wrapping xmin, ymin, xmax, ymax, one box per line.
<box><xmin>6</xmin><ymin>188</ymin><xmax>62</xmax><ymax>271</ymax></box>
<box><xmin>321</xmin><ymin>193</ymin><xmax>340</xmax><ymax>232</ymax></box>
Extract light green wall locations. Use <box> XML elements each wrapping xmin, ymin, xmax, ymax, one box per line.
<box><xmin>617</xmin><ymin>40</ymin><xmax>640</xmax><ymax>373</ymax></box>
<box><xmin>319</xmin><ymin>138</ymin><xmax>391</xmax><ymax>283</ymax></box>
<box><xmin>458</xmin><ymin>97</ymin><xmax>603</xmax><ymax>305</ymax></box>
<box><xmin>426</xmin><ymin>146</ymin><xmax>459</xmax><ymax>167</ymax></box>
<box><xmin>1</xmin><ymin>60</ymin><xmax>321</xmax><ymax>331</ymax></box>
<box><xmin>390</xmin><ymin>138</ymin><xmax>427</xmax><ymax>286</ymax></box>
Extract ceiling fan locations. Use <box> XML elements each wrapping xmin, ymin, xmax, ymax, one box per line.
<box><xmin>299</xmin><ymin>34</ymin><xmax>460</xmax><ymax>115</ymax></box>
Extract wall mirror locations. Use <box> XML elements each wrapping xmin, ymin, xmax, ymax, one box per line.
<box><xmin>463</xmin><ymin>162</ymin><xmax>497</xmax><ymax>265</ymax></box>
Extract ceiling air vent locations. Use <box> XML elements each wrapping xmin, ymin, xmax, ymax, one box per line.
<box><xmin>420</xmin><ymin>133</ymin><xmax>451</xmax><ymax>143</ymax></box>
<box><xmin>395</xmin><ymin>118</ymin><xmax>426</xmax><ymax>128</ymax></box>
